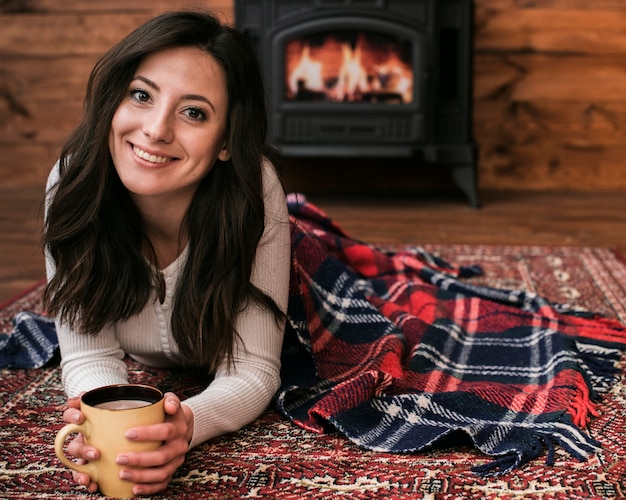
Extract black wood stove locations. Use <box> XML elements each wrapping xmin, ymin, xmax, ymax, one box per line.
<box><xmin>236</xmin><ymin>0</ymin><xmax>478</xmax><ymax>206</ymax></box>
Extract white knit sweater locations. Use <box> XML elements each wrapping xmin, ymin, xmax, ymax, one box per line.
<box><xmin>45</xmin><ymin>161</ymin><xmax>291</xmax><ymax>448</ymax></box>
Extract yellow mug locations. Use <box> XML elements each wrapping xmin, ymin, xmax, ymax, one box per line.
<box><xmin>54</xmin><ymin>384</ymin><xmax>165</xmax><ymax>498</ymax></box>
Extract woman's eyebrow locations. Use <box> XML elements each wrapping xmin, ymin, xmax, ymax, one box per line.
<box><xmin>135</xmin><ymin>75</ymin><xmax>159</xmax><ymax>91</ymax></box>
<box><xmin>183</xmin><ymin>93</ymin><xmax>216</xmax><ymax>112</ymax></box>
<box><xmin>133</xmin><ymin>76</ymin><xmax>216</xmax><ymax>112</ymax></box>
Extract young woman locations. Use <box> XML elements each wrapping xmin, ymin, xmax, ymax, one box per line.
<box><xmin>43</xmin><ymin>11</ymin><xmax>290</xmax><ymax>496</ymax></box>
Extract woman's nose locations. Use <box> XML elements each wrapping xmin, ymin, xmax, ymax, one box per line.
<box><xmin>143</xmin><ymin>108</ymin><xmax>174</xmax><ymax>143</ymax></box>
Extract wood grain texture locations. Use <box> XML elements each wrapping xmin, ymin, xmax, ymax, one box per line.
<box><xmin>473</xmin><ymin>0</ymin><xmax>626</xmax><ymax>189</ymax></box>
<box><xmin>1</xmin><ymin>0</ymin><xmax>231</xmax><ymax>14</ymax></box>
<box><xmin>0</xmin><ymin>185</ymin><xmax>46</xmax><ymax>304</ymax></box>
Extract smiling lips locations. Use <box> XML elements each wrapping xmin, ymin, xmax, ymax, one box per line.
<box><xmin>133</xmin><ymin>145</ymin><xmax>172</xmax><ymax>164</ymax></box>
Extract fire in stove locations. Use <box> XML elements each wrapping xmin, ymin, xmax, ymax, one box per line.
<box><xmin>285</xmin><ymin>30</ymin><xmax>413</xmax><ymax>104</ymax></box>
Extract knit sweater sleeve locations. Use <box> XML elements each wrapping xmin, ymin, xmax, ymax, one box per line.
<box><xmin>183</xmin><ymin>161</ymin><xmax>291</xmax><ymax>448</ymax></box>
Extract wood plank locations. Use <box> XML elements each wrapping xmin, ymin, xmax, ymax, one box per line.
<box><xmin>477</xmin><ymin>8</ymin><xmax>626</xmax><ymax>32</ymax></box>
<box><xmin>0</xmin><ymin>57</ymin><xmax>94</xmax><ymax>101</ymax></box>
<box><xmin>0</xmin><ymin>185</ymin><xmax>46</xmax><ymax>303</ymax></box>
<box><xmin>511</xmin><ymin>61</ymin><xmax>626</xmax><ymax>101</ymax></box>
<box><xmin>0</xmin><ymin>146</ymin><xmax>57</xmax><ymax>186</ymax></box>
<box><xmin>1</xmin><ymin>0</ymin><xmax>232</xmax><ymax>17</ymax></box>
<box><xmin>478</xmin><ymin>142</ymin><xmax>626</xmax><ymax>190</ymax></box>
<box><xmin>478</xmin><ymin>31</ymin><xmax>626</xmax><ymax>56</ymax></box>
<box><xmin>0</xmin><ymin>57</ymin><xmax>91</xmax><ymax>149</ymax></box>
<box><xmin>0</xmin><ymin>14</ymin><xmax>166</xmax><ymax>56</ymax></box>
<box><xmin>0</xmin><ymin>98</ymin><xmax>82</xmax><ymax>145</ymax></box>
<box><xmin>312</xmin><ymin>190</ymin><xmax>626</xmax><ymax>252</ymax></box>
<box><xmin>474</xmin><ymin>100</ymin><xmax>626</xmax><ymax>145</ymax></box>
<box><xmin>475</xmin><ymin>54</ymin><xmax>626</xmax><ymax>100</ymax></box>
<box><xmin>475</xmin><ymin>6</ymin><xmax>626</xmax><ymax>54</ymax></box>
<box><xmin>477</xmin><ymin>0</ymin><xmax>626</xmax><ymax>9</ymax></box>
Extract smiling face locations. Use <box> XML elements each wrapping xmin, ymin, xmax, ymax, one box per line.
<box><xmin>108</xmin><ymin>46</ymin><xmax>231</xmax><ymax>210</ymax></box>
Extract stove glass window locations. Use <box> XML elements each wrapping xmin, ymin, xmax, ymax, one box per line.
<box><xmin>284</xmin><ymin>29</ymin><xmax>413</xmax><ymax>104</ymax></box>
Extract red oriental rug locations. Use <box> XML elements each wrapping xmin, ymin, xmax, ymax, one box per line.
<box><xmin>1</xmin><ymin>244</ymin><xmax>626</xmax><ymax>499</ymax></box>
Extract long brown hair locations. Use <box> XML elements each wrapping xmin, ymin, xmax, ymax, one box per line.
<box><xmin>43</xmin><ymin>10</ymin><xmax>285</xmax><ymax>370</ymax></box>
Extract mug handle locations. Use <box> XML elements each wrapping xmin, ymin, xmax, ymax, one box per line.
<box><xmin>54</xmin><ymin>423</ymin><xmax>97</xmax><ymax>478</ymax></box>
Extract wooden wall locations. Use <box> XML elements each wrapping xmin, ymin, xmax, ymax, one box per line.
<box><xmin>474</xmin><ymin>0</ymin><xmax>626</xmax><ymax>190</ymax></box>
<box><xmin>1</xmin><ymin>0</ymin><xmax>626</xmax><ymax>192</ymax></box>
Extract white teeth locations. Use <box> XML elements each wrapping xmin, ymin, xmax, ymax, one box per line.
<box><xmin>133</xmin><ymin>146</ymin><xmax>171</xmax><ymax>164</ymax></box>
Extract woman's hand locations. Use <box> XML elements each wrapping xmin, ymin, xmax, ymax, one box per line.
<box><xmin>62</xmin><ymin>394</ymin><xmax>100</xmax><ymax>494</ymax></box>
<box><xmin>114</xmin><ymin>392</ymin><xmax>194</xmax><ymax>497</ymax></box>
<box><xmin>62</xmin><ymin>392</ymin><xmax>193</xmax><ymax>496</ymax></box>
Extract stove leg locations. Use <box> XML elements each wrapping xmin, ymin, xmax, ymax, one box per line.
<box><xmin>450</xmin><ymin>162</ymin><xmax>480</xmax><ymax>208</ymax></box>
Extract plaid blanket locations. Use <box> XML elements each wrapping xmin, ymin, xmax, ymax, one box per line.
<box><xmin>277</xmin><ymin>194</ymin><xmax>626</xmax><ymax>475</ymax></box>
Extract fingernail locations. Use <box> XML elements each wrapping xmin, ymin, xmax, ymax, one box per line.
<box><xmin>116</xmin><ymin>455</ymin><xmax>129</xmax><ymax>465</ymax></box>
<box><xmin>125</xmin><ymin>430</ymin><xmax>138</xmax><ymax>439</ymax></box>
<box><xmin>119</xmin><ymin>470</ymin><xmax>132</xmax><ymax>480</ymax></box>
<box><xmin>72</xmin><ymin>412</ymin><xmax>80</xmax><ymax>422</ymax></box>
<box><xmin>86</xmin><ymin>450</ymin><xmax>96</xmax><ymax>460</ymax></box>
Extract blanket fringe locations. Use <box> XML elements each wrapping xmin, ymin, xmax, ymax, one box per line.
<box><xmin>472</xmin><ymin>426</ymin><xmax>601</xmax><ymax>476</ymax></box>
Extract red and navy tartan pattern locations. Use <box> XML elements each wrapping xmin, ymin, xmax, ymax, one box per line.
<box><xmin>277</xmin><ymin>195</ymin><xmax>626</xmax><ymax>475</ymax></box>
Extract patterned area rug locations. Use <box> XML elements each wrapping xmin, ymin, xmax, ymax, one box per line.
<box><xmin>1</xmin><ymin>245</ymin><xmax>625</xmax><ymax>499</ymax></box>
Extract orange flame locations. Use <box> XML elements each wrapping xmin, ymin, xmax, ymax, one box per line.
<box><xmin>288</xmin><ymin>42</ymin><xmax>325</xmax><ymax>96</ymax></box>
<box><xmin>285</xmin><ymin>32</ymin><xmax>413</xmax><ymax>103</ymax></box>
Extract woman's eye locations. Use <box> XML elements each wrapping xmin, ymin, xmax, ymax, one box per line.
<box><xmin>130</xmin><ymin>89</ymin><xmax>151</xmax><ymax>103</ymax></box>
<box><xmin>184</xmin><ymin>107</ymin><xmax>207</xmax><ymax>121</ymax></box>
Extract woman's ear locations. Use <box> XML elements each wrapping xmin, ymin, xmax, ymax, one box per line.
<box><xmin>218</xmin><ymin>143</ymin><xmax>231</xmax><ymax>161</ymax></box>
